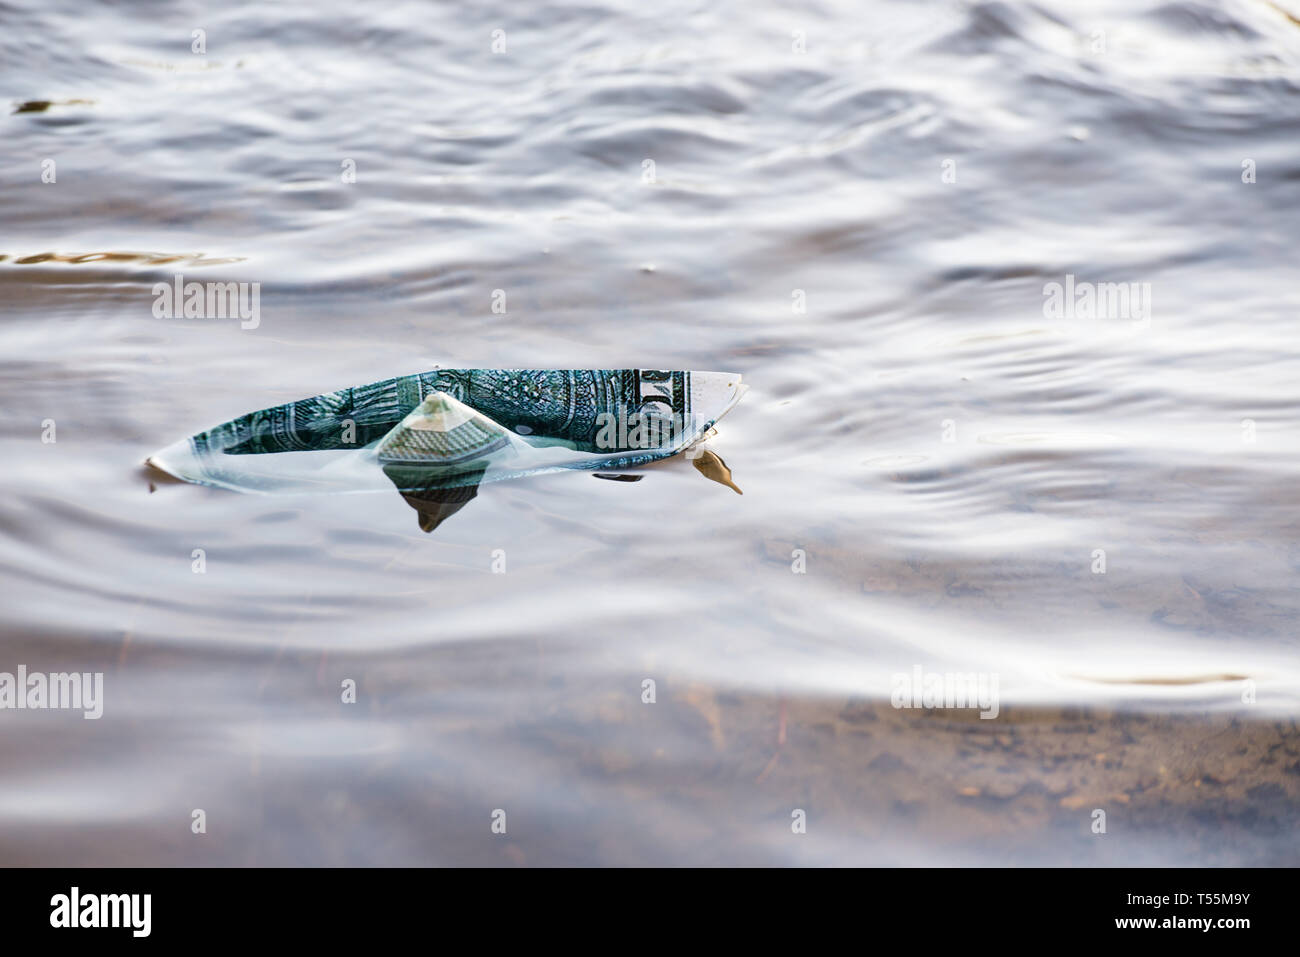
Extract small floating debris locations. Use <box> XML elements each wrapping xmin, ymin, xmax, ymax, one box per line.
<box><xmin>12</xmin><ymin>98</ymin><xmax>94</xmax><ymax>114</ymax></box>
<box><xmin>4</xmin><ymin>250</ymin><xmax>245</xmax><ymax>267</ymax></box>
<box><xmin>1072</xmin><ymin>673</ymin><xmax>1251</xmax><ymax>687</ymax></box>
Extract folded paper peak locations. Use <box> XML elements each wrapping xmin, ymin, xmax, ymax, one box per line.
<box><xmin>376</xmin><ymin>392</ymin><xmax>513</xmax><ymax>466</ymax></box>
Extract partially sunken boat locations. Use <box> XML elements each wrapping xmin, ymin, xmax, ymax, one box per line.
<box><xmin>147</xmin><ymin>368</ymin><xmax>747</xmax><ymax>529</ymax></box>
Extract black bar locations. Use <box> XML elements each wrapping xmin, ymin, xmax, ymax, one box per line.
<box><xmin>0</xmin><ymin>867</ymin><xmax>1287</xmax><ymax>944</ymax></box>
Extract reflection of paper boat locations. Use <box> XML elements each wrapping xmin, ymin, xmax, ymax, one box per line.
<box><xmin>385</xmin><ymin>466</ymin><xmax>485</xmax><ymax>533</ymax></box>
<box><xmin>147</xmin><ymin>368</ymin><xmax>747</xmax><ymax>496</ymax></box>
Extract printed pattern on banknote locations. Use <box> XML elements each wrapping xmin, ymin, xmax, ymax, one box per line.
<box><xmin>192</xmin><ymin>369</ymin><xmax>694</xmax><ymax>457</ymax></box>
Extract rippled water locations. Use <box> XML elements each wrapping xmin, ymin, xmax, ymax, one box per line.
<box><xmin>3</xmin><ymin>0</ymin><xmax>1299</xmax><ymax>865</ymax></box>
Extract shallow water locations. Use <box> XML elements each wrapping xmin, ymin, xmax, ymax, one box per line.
<box><xmin>2</xmin><ymin>0</ymin><xmax>1299</xmax><ymax>865</ymax></box>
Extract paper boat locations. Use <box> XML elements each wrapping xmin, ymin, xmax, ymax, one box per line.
<box><xmin>147</xmin><ymin>369</ymin><xmax>748</xmax><ymax>501</ymax></box>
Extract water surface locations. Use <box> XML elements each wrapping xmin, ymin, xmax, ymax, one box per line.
<box><xmin>2</xmin><ymin>0</ymin><xmax>1299</xmax><ymax>864</ymax></box>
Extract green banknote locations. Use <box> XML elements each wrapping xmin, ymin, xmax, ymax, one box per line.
<box><xmin>148</xmin><ymin>369</ymin><xmax>747</xmax><ymax>528</ymax></box>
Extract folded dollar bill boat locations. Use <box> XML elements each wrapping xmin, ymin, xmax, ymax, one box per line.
<box><xmin>148</xmin><ymin>369</ymin><xmax>748</xmax><ymax>513</ymax></box>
